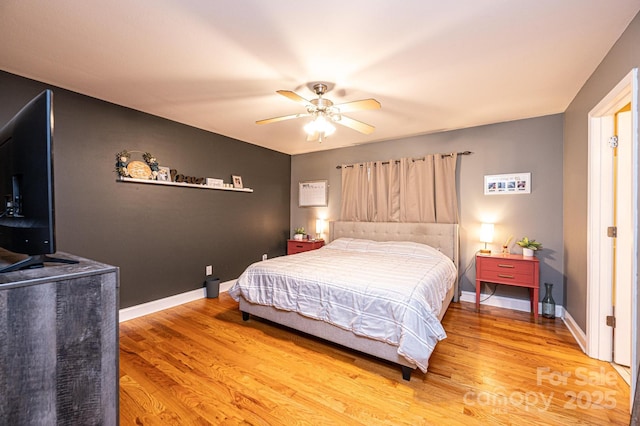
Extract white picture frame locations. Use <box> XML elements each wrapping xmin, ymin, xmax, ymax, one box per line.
<box><xmin>484</xmin><ymin>172</ymin><xmax>531</xmax><ymax>195</ymax></box>
<box><xmin>157</xmin><ymin>166</ymin><xmax>171</xmax><ymax>182</ymax></box>
<box><xmin>299</xmin><ymin>180</ymin><xmax>328</xmax><ymax>207</ymax></box>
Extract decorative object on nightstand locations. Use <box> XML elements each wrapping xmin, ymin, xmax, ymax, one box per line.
<box><xmin>475</xmin><ymin>253</ymin><xmax>540</xmax><ymax>319</ymax></box>
<box><xmin>502</xmin><ymin>235</ymin><xmax>513</xmax><ymax>254</ymax></box>
<box><xmin>541</xmin><ymin>283</ymin><xmax>556</xmax><ymax>318</ymax></box>
<box><xmin>516</xmin><ymin>236</ymin><xmax>542</xmax><ymax>257</ymax></box>
<box><xmin>479</xmin><ymin>223</ymin><xmax>494</xmax><ymax>254</ymax></box>
<box><xmin>293</xmin><ymin>227</ymin><xmax>305</xmax><ymax>241</ymax></box>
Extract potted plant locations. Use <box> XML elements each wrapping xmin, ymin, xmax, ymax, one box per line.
<box><xmin>516</xmin><ymin>236</ymin><xmax>542</xmax><ymax>257</ymax></box>
<box><xmin>293</xmin><ymin>227</ymin><xmax>305</xmax><ymax>241</ymax></box>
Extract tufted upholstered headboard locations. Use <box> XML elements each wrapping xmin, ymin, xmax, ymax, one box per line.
<box><xmin>330</xmin><ymin>221</ymin><xmax>458</xmax><ymax>264</ymax></box>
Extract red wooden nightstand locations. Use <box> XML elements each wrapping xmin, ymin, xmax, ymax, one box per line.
<box><xmin>287</xmin><ymin>239</ymin><xmax>324</xmax><ymax>255</ymax></box>
<box><xmin>475</xmin><ymin>253</ymin><xmax>540</xmax><ymax>319</ymax></box>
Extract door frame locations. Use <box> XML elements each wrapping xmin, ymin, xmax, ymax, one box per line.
<box><xmin>587</xmin><ymin>68</ymin><xmax>638</xmax><ymax>400</ymax></box>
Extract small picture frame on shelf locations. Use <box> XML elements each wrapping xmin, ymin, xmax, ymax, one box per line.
<box><xmin>157</xmin><ymin>166</ymin><xmax>171</xmax><ymax>182</ymax></box>
<box><xmin>232</xmin><ymin>175</ymin><xmax>243</xmax><ymax>189</ymax></box>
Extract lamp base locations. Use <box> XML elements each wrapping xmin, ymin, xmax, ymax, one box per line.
<box><xmin>479</xmin><ymin>249</ymin><xmax>491</xmax><ymax>255</ymax></box>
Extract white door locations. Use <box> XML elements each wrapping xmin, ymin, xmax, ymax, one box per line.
<box><xmin>587</xmin><ymin>68</ymin><xmax>638</xmax><ymax>412</ymax></box>
<box><xmin>614</xmin><ymin>109</ymin><xmax>632</xmax><ymax>367</ymax></box>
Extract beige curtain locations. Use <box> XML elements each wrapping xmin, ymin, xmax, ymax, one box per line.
<box><xmin>373</xmin><ymin>160</ymin><xmax>400</xmax><ymax>222</ymax></box>
<box><xmin>435</xmin><ymin>153</ymin><xmax>458</xmax><ymax>223</ymax></box>
<box><xmin>340</xmin><ymin>161</ymin><xmax>374</xmax><ymax>221</ymax></box>
<box><xmin>340</xmin><ymin>153</ymin><xmax>458</xmax><ymax>224</ymax></box>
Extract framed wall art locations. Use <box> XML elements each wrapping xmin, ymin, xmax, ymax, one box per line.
<box><xmin>299</xmin><ymin>180</ymin><xmax>328</xmax><ymax>207</ymax></box>
<box><xmin>484</xmin><ymin>172</ymin><xmax>531</xmax><ymax>195</ymax></box>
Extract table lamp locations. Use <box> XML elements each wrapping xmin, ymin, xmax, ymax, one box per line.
<box><xmin>479</xmin><ymin>223</ymin><xmax>494</xmax><ymax>254</ymax></box>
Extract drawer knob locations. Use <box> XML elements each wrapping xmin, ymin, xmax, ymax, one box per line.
<box><xmin>498</xmin><ymin>264</ymin><xmax>515</xmax><ymax>268</ymax></box>
<box><xmin>498</xmin><ymin>274</ymin><xmax>515</xmax><ymax>279</ymax></box>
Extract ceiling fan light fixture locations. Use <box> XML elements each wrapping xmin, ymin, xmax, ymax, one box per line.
<box><xmin>304</xmin><ymin>115</ymin><xmax>335</xmax><ymax>138</ymax></box>
<box><xmin>257</xmin><ymin>81</ymin><xmax>380</xmax><ymax>141</ymax></box>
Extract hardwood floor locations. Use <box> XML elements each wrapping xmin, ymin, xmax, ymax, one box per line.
<box><xmin>119</xmin><ymin>294</ymin><xmax>631</xmax><ymax>425</ymax></box>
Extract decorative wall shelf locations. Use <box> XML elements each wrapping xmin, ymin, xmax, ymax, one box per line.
<box><xmin>117</xmin><ymin>177</ymin><xmax>253</xmax><ymax>192</ymax></box>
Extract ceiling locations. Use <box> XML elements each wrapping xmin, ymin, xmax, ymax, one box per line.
<box><xmin>1</xmin><ymin>1</ymin><xmax>639</xmax><ymax>155</ymax></box>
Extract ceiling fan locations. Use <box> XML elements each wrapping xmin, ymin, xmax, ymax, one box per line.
<box><xmin>256</xmin><ymin>82</ymin><xmax>381</xmax><ymax>142</ymax></box>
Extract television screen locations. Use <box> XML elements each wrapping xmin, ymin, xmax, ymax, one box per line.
<box><xmin>0</xmin><ymin>89</ymin><xmax>77</xmax><ymax>272</ymax></box>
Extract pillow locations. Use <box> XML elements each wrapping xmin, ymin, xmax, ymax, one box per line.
<box><xmin>324</xmin><ymin>238</ymin><xmax>372</xmax><ymax>252</ymax></box>
<box><xmin>326</xmin><ymin>238</ymin><xmax>443</xmax><ymax>259</ymax></box>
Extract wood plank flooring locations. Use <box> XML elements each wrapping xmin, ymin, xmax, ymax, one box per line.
<box><xmin>119</xmin><ymin>294</ymin><xmax>631</xmax><ymax>425</ymax></box>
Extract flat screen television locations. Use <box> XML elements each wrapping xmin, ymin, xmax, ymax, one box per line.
<box><xmin>0</xmin><ymin>89</ymin><xmax>77</xmax><ymax>273</ymax></box>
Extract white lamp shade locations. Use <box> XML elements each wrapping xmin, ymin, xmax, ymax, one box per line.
<box><xmin>479</xmin><ymin>223</ymin><xmax>494</xmax><ymax>243</ymax></box>
<box><xmin>304</xmin><ymin>115</ymin><xmax>336</xmax><ymax>136</ymax></box>
<box><xmin>315</xmin><ymin>219</ymin><xmax>325</xmax><ymax>235</ymax></box>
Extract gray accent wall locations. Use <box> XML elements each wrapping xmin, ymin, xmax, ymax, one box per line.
<box><xmin>564</xmin><ymin>12</ymin><xmax>640</xmax><ymax>331</ymax></box>
<box><xmin>291</xmin><ymin>115</ymin><xmax>564</xmax><ymax>306</ymax></box>
<box><xmin>0</xmin><ymin>71</ymin><xmax>291</xmax><ymax>308</ymax></box>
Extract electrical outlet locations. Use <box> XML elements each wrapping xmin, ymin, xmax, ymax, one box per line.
<box><xmin>262</xmin><ymin>254</ymin><xmax>267</xmax><ymax>261</ymax></box>
<box><xmin>206</xmin><ymin>265</ymin><xmax>213</xmax><ymax>276</ymax></box>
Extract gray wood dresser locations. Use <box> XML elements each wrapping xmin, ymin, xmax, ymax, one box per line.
<box><xmin>0</xmin><ymin>250</ymin><xmax>119</xmax><ymax>425</ymax></box>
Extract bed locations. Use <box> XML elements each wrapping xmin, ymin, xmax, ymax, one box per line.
<box><xmin>228</xmin><ymin>221</ymin><xmax>459</xmax><ymax>380</ymax></box>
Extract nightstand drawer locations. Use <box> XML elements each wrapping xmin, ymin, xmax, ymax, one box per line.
<box><xmin>480</xmin><ymin>257</ymin><xmax>534</xmax><ymax>275</ymax></box>
<box><xmin>479</xmin><ymin>269</ymin><xmax>535</xmax><ymax>285</ymax></box>
<box><xmin>287</xmin><ymin>239</ymin><xmax>324</xmax><ymax>255</ymax></box>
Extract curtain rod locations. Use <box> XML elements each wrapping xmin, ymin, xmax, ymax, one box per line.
<box><xmin>335</xmin><ymin>151</ymin><xmax>473</xmax><ymax>169</ymax></box>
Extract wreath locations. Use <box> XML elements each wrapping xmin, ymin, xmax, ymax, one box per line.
<box><xmin>142</xmin><ymin>152</ymin><xmax>159</xmax><ymax>174</ymax></box>
<box><xmin>115</xmin><ymin>150</ymin><xmax>131</xmax><ymax>177</ymax></box>
<box><xmin>115</xmin><ymin>150</ymin><xmax>160</xmax><ymax>179</ymax></box>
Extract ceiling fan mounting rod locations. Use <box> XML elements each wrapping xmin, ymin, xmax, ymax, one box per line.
<box><xmin>312</xmin><ymin>83</ymin><xmax>329</xmax><ymax>96</ymax></box>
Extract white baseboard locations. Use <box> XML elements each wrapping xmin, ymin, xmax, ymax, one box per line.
<box><xmin>562</xmin><ymin>309</ymin><xmax>587</xmax><ymax>353</ymax></box>
<box><xmin>459</xmin><ymin>290</ymin><xmax>565</xmax><ymax>319</ymax></box>
<box><xmin>119</xmin><ymin>279</ymin><xmax>236</xmax><ymax>322</ymax></box>
<box><xmin>120</xmin><ymin>284</ymin><xmax>572</xmax><ymax>332</ymax></box>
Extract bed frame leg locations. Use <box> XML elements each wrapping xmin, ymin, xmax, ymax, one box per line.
<box><xmin>241</xmin><ymin>311</ymin><xmax>250</xmax><ymax>321</ymax></box>
<box><xmin>401</xmin><ymin>366</ymin><xmax>412</xmax><ymax>381</ymax></box>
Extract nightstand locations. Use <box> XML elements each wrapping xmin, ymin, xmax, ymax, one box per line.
<box><xmin>287</xmin><ymin>239</ymin><xmax>324</xmax><ymax>255</ymax></box>
<box><xmin>475</xmin><ymin>253</ymin><xmax>540</xmax><ymax>319</ymax></box>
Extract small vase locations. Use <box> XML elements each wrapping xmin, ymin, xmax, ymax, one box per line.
<box><xmin>542</xmin><ymin>282</ymin><xmax>556</xmax><ymax>319</ymax></box>
<box><xmin>522</xmin><ymin>247</ymin><xmax>534</xmax><ymax>257</ymax></box>
<box><xmin>293</xmin><ymin>234</ymin><xmax>303</xmax><ymax>241</ymax></box>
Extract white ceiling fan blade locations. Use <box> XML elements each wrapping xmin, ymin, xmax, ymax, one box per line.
<box><xmin>256</xmin><ymin>113</ymin><xmax>309</xmax><ymax>125</ymax></box>
<box><xmin>277</xmin><ymin>90</ymin><xmax>313</xmax><ymax>107</ymax></box>
<box><xmin>335</xmin><ymin>115</ymin><xmax>376</xmax><ymax>134</ymax></box>
<box><xmin>334</xmin><ymin>98</ymin><xmax>381</xmax><ymax>113</ymax></box>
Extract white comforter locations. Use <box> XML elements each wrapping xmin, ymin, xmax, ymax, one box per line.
<box><xmin>228</xmin><ymin>238</ymin><xmax>457</xmax><ymax>372</ymax></box>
